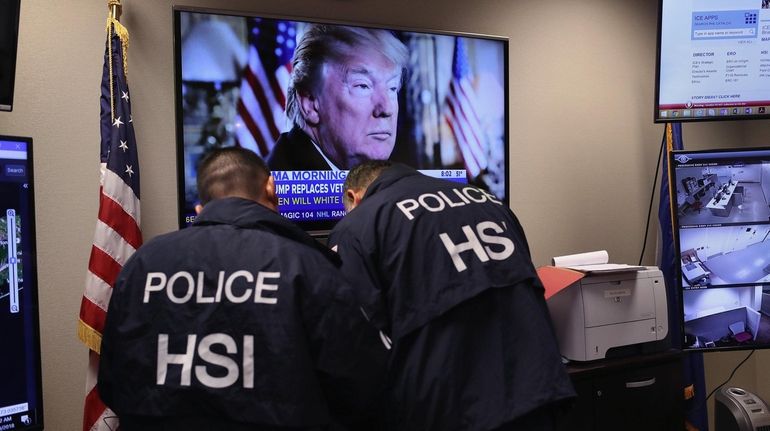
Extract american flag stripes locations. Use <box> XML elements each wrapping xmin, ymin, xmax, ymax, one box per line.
<box><xmin>77</xmin><ymin>17</ymin><xmax>141</xmax><ymax>431</ymax></box>
<box><xmin>234</xmin><ymin>19</ymin><xmax>296</xmax><ymax>156</ymax></box>
<box><xmin>444</xmin><ymin>37</ymin><xmax>487</xmax><ymax>178</ymax></box>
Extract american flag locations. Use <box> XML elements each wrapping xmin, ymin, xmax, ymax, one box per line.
<box><xmin>77</xmin><ymin>17</ymin><xmax>141</xmax><ymax>431</ymax></box>
<box><xmin>234</xmin><ymin>18</ymin><xmax>296</xmax><ymax>156</ymax></box>
<box><xmin>444</xmin><ymin>37</ymin><xmax>487</xmax><ymax>178</ymax></box>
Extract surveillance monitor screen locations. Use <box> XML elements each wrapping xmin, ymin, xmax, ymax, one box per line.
<box><xmin>173</xmin><ymin>8</ymin><xmax>509</xmax><ymax>234</ymax></box>
<box><xmin>0</xmin><ymin>136</ymin><xmax>42</xmax><ymax>429</ymax></box>
<box><xmin>672</xmin><ymin>147</ymin><xmax>770</xmax><ymax>352</ymax></box>
<box><xmin>656</xmin><ymin>0</ymin><xmax>770</xmax><ymax>122</ymax></box>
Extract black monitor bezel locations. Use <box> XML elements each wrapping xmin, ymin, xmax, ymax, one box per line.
<box><xmin>0</xmin><ymin>134</ymin><xmax>43</xmax><ymax>429</ymax></box>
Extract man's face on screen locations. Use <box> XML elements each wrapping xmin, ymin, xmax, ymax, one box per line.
<box><xmin>312</xmin><ymin>51</ymin><xmax>401</xmax><ymax>169</ymax></box>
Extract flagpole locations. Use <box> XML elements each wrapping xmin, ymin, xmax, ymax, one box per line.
<box><xmin>108</xmin><ymin>0</ymin><xmax>121</xmax><ymax>21</ymax></box>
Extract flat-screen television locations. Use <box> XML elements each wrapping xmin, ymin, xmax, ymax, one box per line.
<box><xmin>173</xmin><ymin>7</ymin><xmax>509</xmax><ymax>234</ymax></box>
<box><xmin>0</xmin><ymin>0</ymin><xmax>20</xmax><ymax>112</ymax></box>
<box><xmin>671</xmin><ymin>146</ymin><xmax>770</xmax><ymax>352</ymax></box>
<box><xmin>0</xmin><ymin>135</ymin><xmax>42</xmax><ymax>429</ymax></box>
<box><xmin>655</xmin><ymin>0</ymin><xmax>770</xmax><ymax>122</ymax></box>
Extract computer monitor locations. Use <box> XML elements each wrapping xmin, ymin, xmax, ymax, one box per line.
<box><xmin>173</xmin><ymin>7</ymin><xmax>509</xmax><ymax>235</ymax></box>
<box><xmin>655</xmin><ymin>0</ymin><xmax>770</xmax><ymax>122</ymax></box>
<box><xmin>0</xmin><ymin>135</ymin><xmax>42</xmax><ymax>429</ymax></box>
<box><xmin>671</xmin><ymin>146</ymin><xmax>770</xmax><ymax>352</ymax></box>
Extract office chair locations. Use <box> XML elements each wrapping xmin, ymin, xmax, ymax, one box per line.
<box><xmin>729</xmin><ymin>321</ymin><xmax>752</xmax><ymax>343</ymax></box>
<box><xmin>690</xmin><ymin>200</ymin><xmax>703</xmax><ymax>214</ymax></box>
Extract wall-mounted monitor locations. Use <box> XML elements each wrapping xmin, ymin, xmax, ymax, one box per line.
<box><xmin>173</xmin><ymin>7</ymin><xmax>509</xmax><ymax>235</ymax></box>
<box><xmin>655</xmin><ymin>0</ymin><xmax>770</xmax><ymax>122</ymax></box>
<box><xmin>0</xmin><ymin>0</ymin><xmax>21</xmax><ymax>112</ymax></box>
<box><xmin>671</xmin><ymin>147</ymin><xmax>770</xmax><ymax>352</ymax></box>
<box><xmin>0</xmin><ymin>135</ymin><xmax>42</xmax><ymax>429</ymax></box>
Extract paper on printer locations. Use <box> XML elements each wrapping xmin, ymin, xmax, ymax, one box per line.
<box><xmin>552</xmin><ymin>250</ymin><xmax>645</xmax><ymax>274</ymax></box>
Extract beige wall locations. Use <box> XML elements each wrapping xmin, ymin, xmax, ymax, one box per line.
<box><xmin>1</xmin><ymin>0</ymin><xmax>769</xmax><ymax>429</ymax></box>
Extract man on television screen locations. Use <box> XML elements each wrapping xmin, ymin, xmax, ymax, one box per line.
<box><xmin>267</xmin><ymin>24</ymin><xmax>408</xmax><ymax>171</ymax></box>
<box><xmin>328</xmin><ymin>161</ymin><xmax>576</xmax><ymax>431</ymax></box>
<box><xmin>98</xmin><ymin>148</ymin><xmax>386</xmax><ymax>430</ymax></box>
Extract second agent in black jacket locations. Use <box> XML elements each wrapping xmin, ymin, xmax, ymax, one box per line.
<box><xmin>328</xmin><ymin>163</ymin><xmax>575</xmax><ymax>431</ymax></box>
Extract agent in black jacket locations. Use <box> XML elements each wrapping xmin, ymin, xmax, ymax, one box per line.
<box><xmin>328</xmin><ymin>161</ymin><xmax>575</xmax><ymax>431</ymax></box>
<box><xmin>99</xmin><ymin>148</ymin><xmax>385</xmax><ymax>431</ymax></box>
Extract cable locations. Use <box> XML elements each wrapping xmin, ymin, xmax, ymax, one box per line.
<box><xmin>638</xmin><ymin>125</ymin><xmax>667</xmax><ymax>266</ymax></box>
<box><xmin>704</xmin><ymin>349</ymin><xmax>755</xmax><ymax>404</ymax></box>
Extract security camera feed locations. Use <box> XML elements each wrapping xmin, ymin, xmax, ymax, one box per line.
<box><xmin>174</xmin><ymin>9</ymin><xmax>508</xmax><ymax>233</ymax></box>
<box><xmin>672</xmin><ymin>147</ymin><xmax>770</xmax><ymax>351</ymax></box>
<box><xmin>0</xmin><ymin>136</ymin><xmax>43</xmax><ymax>429</ymax></box>
<box><xmin>656</xmin><ymin>0</ymin><xmax>770</xmax><ymax>122</ymax></box>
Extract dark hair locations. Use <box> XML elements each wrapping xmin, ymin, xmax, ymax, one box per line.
<box><xmin>196</xmin><ymin>147</ymin><xmax>270</xmax><ymax>205</ymax></box>
<box><xmin>286</xmin><ymin>24</ymin><xmax>409</xmax><ymax>130</ymax></box>
<box><xmin>342</xmin><ymin>160</ymin><xmax>392</xmax><ymax>208</ymax></box>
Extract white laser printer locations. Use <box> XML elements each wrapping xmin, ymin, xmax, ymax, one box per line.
<box><xmin>546</xmin><ymin>267</ymin><xmax>669</xmax><ymax>362</ymax></box>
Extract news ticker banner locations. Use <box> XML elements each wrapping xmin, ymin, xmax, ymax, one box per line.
<box><xmin>274</xmin><ymin>169</ymin><xmax>467</xmax><ymax>221</ymax></box>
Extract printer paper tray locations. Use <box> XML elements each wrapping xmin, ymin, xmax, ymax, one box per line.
<box><xmin>584</xmin><ymin>319</ymin><xmax>659</xmax><ymax>361</ymax></box>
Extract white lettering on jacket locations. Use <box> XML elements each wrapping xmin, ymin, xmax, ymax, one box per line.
<box><xmin>395</xmin><ymin>187</ymin><xmax>502</xmax><ymax>220</ymax></box>
<box><xmin>156</xmin><ymin>333</ymin><xmax>255</xmax><ymax>389</ymax></box>
<box><xmin>439</xmin><ymin>221</ymin><xmax>515</xmax><ymax>272</ymax></box>
<box><xmin>143</xmin><ymin>271</ymin><xmax>280</xmax><ymax>305</ymax></box>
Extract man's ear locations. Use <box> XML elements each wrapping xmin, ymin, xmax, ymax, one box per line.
<box><xmin>344</xmin><ymin>188</ymin><xmax>365</xmax><ymax>212</ymax></box>
<box><xmin>298</xmin><ymin>90</ymin><xmax>320</xmax><ymax>126</ymax></box>
<box><xmin>194</xmin><ymin>204</ymin><xmax>204</xmax><ymax>215</ymax></box>
<box><xmin>262</xmin><ymin>175</ymin><xmax>279</xmax><ymax>212</ymax></box>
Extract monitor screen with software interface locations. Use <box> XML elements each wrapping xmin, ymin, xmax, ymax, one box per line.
<box><xmin>0</xmin><ymin>135</ymin><xmax>42</xmax><ymax>430</ymax></box>
<box><xmin>655</xmin><ymin>0</ymin><xmax>770</xmax><ymax>122</ymax></box>
<box><xmin>174</xmin><ymin>8</ymin><xmax>509</xmax><ymax>234</ymax></box>
<box><xmin>672</xmin><ymin>147</ymin><xmax>770</xmax><ymax>352</ymax></box>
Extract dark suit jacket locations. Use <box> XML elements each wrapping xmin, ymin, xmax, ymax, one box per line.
<box><xmin>267</xmin><ymin>126</ymin><xmax>333</xmax><ymax>171</ymax></box>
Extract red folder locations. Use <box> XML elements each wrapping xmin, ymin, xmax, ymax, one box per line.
<box><xmin>537</xmin><ymin>266</ymin><xmax>585</xmax><ymax>300</ymax></box>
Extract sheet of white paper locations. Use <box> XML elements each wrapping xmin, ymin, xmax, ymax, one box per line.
<box><xmin>552</xmin><ymin>250</ymin><xmax>609</xmax><ymax>267</ymax></box>
<box><xmin>565</xmin><ymin>263</ymin><xmax>645</xmax><ymax>273</ymax></box>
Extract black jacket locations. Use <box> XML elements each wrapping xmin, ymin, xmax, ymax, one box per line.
<box><xmin>328</xmin><ymin>165</ymin><xmax>575</xmax><ymax>431</ymax></box>
<box><xmin>98</xmin><ymin>198</ymin><xmax>386</xmax><ymax>430</ymax></box>
<box><xmin>267</xmin><ymin>126</ymin><xmax>333</xmax><ymax>171</ymax></box>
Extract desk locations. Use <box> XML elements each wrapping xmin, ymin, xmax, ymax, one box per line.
<box><xmin>704</xmin><ymin>240</ymin><xmax>770</xmax><ymax>284</ymax></box>
<box><xmin>705</xmin><ymin>181</ymin><xmax>738</xmax><ymax>217</ymax></box>
<box><xmin>559</xmin><ymin>350</ymin><xmax>683</xmax><ymax>431</ymax></box>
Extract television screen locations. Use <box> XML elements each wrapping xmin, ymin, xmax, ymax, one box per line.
<box><xmin>671</xmin><ymin>147</ymin><xmax>770</xmax><ymax>351</ymax></box>
<box><xmin>174</xmin><ymin>7</ymin><xmax>509</xmax><ymax>234</ymax></box>
<box><xmin>0</xmin><ymin>135</ymin><xmax>42</xmax><ymax>429</ymax></box>
<box><xmin>0</xmin><ymin>0</ymin><xmax>20</xmax><ymax>112</ymax></box>
<box><xmin>655</xmin><ymin>0</ymin><xmax>770</xmax><ymax>122</ymax></box>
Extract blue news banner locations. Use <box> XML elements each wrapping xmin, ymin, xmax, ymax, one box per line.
<box><xmin>274</xmin><ymin>169</ymin><xmax>468</xmax><ymax>222</ymax></box>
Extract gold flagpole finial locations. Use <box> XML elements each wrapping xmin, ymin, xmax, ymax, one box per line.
<box><xmin>108</xmin><ymin>0</ymin><xmax>122</xmax><ymax>21</ymax></box>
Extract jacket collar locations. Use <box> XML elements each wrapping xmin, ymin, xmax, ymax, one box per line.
<box><xmin>193</xmin><ymin>197</ymin><xmax>341</xmax><ymax>265</ymax></box>
<box><xmin>363</xmin><ymin>163</ymin><xmax>421</xmax><ymax>199</ymax></box>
